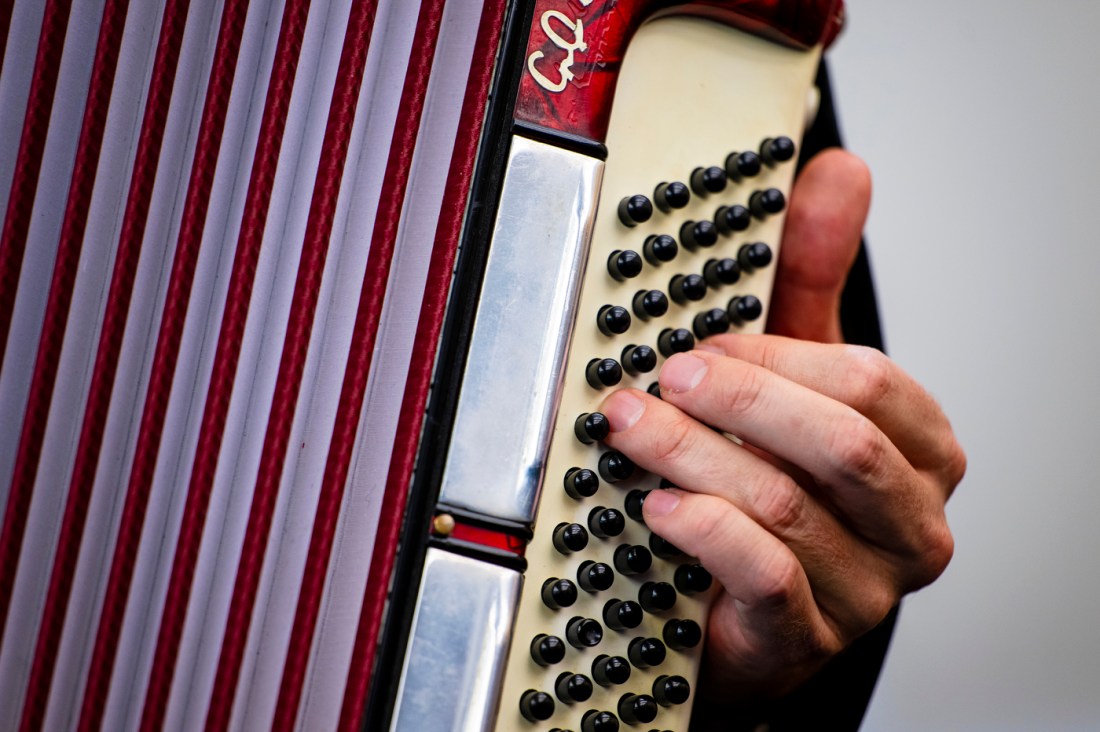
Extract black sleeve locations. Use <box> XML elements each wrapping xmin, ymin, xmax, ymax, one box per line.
<box><xmin>689</xmin><ymin>61</ymin><xmax>897</xmax><ymax>732</ymax></box>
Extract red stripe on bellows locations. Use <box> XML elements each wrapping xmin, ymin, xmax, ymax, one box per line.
<box><xmin>81</xmin><ymin>3</ymin><xmax>314</xmax><ymax>731</ymax></box>
<box><xmin>202</xmin><ymin>0</ymin><xmax>384</xmax><ymax>727</ymax></box>
<box><xmin>0</xmin><ymin>0</ymin><xmax>14</xmax><ymax>77</ymax></box>
<box><xmin>0</xmin><ymin>0</ymin><xmax>74</xmax><ymax>640</ymax></box>
<box><xmin>0</xmin><ymin>0</ymin><xmax>71</xmax><ymax>369</ymax></box>
<box><xmin>6</xmin><ymin>0</ymin><xmax>189</xmax><ymax>696</ymax></box>
<box><xmin>337</xmin><ymin>0</ymin><xmax>508</xmax><ymax>728</ymax></box>
<box><xmin>21</xmin><ymin>0</ymin><xmax>251</xmax><ymax>728</ymax></box>
<box><xmin>12</xmin><ymin>0</ymin><xmax>132</xmax><ymax>726</ymax></box>
<box><xmin>271</xmin><ymin>0</ymin><xmax>454</xmax><ymax>724</ymax></box>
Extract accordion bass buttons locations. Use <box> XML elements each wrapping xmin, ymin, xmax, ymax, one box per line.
<box><xmin>531</xmin><ymin>634</ymin><xmax>567</xmax><ymax>666</ymax></box>
<box><xmin>663</xmin><ymin>619</ymin><xmax>703</xmax><ymax>650</ymax></box>
<box><xmin>586</xmin><ymin>358</ymin><xmax>623</xmax><ymax>389</ymax></box>
<box><xmin>581</xmin><ymin>709</ymin><xmax>621</xmax><ymax>732</ymax></box>
<box><xmin>761</xmin><ymin>135</ymin><xmax>797</xmax><ymax>165</ymax></box>
<box><xmin>592</xmin><ymin>654</ymin><xmax>631</xmax><ymax>686</ymax></box>
<box><xmin>617</xmin><ymin>194</ymin><xmax>654</xmax><ymax>226</ymax></box>
<box><xmin>618</xmin><ymin>693</ymin><xmax>659</xmax><ymax>725</ymax></box>
<box><xmin>520</xmin><ymin>690</ymin><xmax>556</xmax><ymax>722</ymax></box>
<box><xmin>577</xmin><ymin>561</ymin><xmax>615</xmax><ymax>592</ymax></box>
<box><xmin>653</xmin><ymin>674</ymin><xmax>692</xmax><ymax>706</ymax></box>
<box><xmin>567</xmin><ymin>616</ymin><xmax>605</xmax><ymax>648</ymax></box>
<box><xmin>653</xmin><ymin>180</ymin><xmax>691</xmax><ymax>211</ymax></box>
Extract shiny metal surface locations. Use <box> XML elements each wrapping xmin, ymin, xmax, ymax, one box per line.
<box><xmin>389</xmin><ymin>549</ymin><xmax>522</xmax><ymax>732</ymax></box>
<box><xmin>438</xmin><ymin>135</ymin><xmax>603</xmax><ymax>524</ymax></box>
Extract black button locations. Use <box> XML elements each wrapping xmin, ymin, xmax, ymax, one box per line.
<box><xmin>607</xmin><ymin>249</ymin><xmax>643</xmax><ymax>281</ymax></box>
<box><xmin>728</xmin><ymin>295</ymin><xmax>763</xmax><ymax>324</ymax></box>
<box><xmin>564</xmin><ymin>467</ymin><xmax>600</xmax><ymax>500</ymax></box>
<box><xmin>674</xmin><ymin>564</ymin><xmax>713</xmax><ymax>595</ymax></box>
<box><xmin>726</xmin><ymin>150</ymin><xmax>762</xmax><ymax>180</ymax></box>
<box><xmin>669</xmin><ymin>274</ymin><xmax>707</xmax><ymax>304</ymax></box>
<box><xmin>618</xmin><ymin>195</ymin><xmax>653</xmax><ymax>227</ymax></box>
<box><xmin>663</xmin><ymin>618</ymin><xmax>703</xmax><ymax>650</ymax></box>
<box><xmin>586</xmin><ymin>358</ymin><xmax>623</xmax><ymax>389</ymax></box>
<box><xmin>598</xmin><ymin>305</ymin><xmax>631</xmax><ymax>336</ymax></box>
<box><xmin>578</xmin><ymin>561</ymin><xmax>615</xmax><ymax>592</ymax></box>
<box><xmin>520</xmin><ymin>689</ymin><xmax>555</xmax><ymax>722</ymax></box>
<box><xmin>715</xmin><ymin>203</ymin><xmax>752</xmax><ymax>234</ymax></box>
<box><xmin>543</xmin><ymin>577</ymin><xmax>579</xmax><ymax>609</ymax></box>
<box><xmin>582</xmin><ymin>709</ymin><xmax>620</xmax><ymax>732</ymax></box>
<box><xmin>618</xmin><ymin>693</ymin><xmax>658</xmax><ymax>725</ymax></box>
<box><xmin>531</xmin><ymin>634</ymin><xmax>567</xmax><ymax>665</ymax></box>
<box><xmin>643</xmin><ymin>234</ymin><xmax>678</xmax><ymax>265</ymax></box>
<box><xmin>638</xmin><ymin>581</ymin><xmax>677</xmax><ymax>613</ymax></box>
<box><xmin>654</xmin><ymin>181</ymin><xmax>690</xmax><ymax>211</ymax></box>
<box><xmin>628</xmin><ymin>637</ymin><xmax>666</xmax><ymax>668</ymax></box>
<box><xmin>761</xmin><ymin>135</ymin><xmax>796</xmax><ymax>165</ymax></box>
<box><xmin>598</xmin><ymin>451</ymin><xmax>635</xmax><ymax>482</ymax></box>
<box><xmin>553</xmin><ymin>522</ymin><xmax>589</xmax><ymax>554</ymax></box>
<box><xmin>567</xmin><ymin>616</ymin><xmax>605</xmax><ymax>648</ymax></box>
<box><xmin>613</xmin><ymin>544</ymin><xmax>652</xmax><ymax>575</ymax></box>
<box><xmin>750</xmin><ymin>188</ymin><xmax>786</xmax><ymax>218</ymax></box>
<box><xmin>556</xmin><ymin>672</ymin><xmax>594</xmax><ymax>704</ymax></box>
<box><xmin>632</xmin><ymin>289</ymin><xmax>668</xmax><ymax>320</ymax></box>
<box><xmin>653</xmin><ymin>675</ymin><xmax>691</xmax><ymax>706</ymax></box>
<box><xmin>588</xmin><ymin>507</ymin><xmax>626</xmax><ymax>538</ymax></box>
<box><xmin>592</xmin><ymin>655</ymin><xmax>632</xmax><ymax>686</ymax></box>
<box><xmin>603</xmin><ymin>599</ymin><xmax>644</xmax><ymax>630</ymax></box>
<box><xmin>690</xmin><ymin>165</ymin><xmax>727</xmax><ymax>195</ymax></box>
<box><xmin>704</xmin><ymin>257</ymin><xmax>741</xmax><ymax>287</ymax></box>
<box><xmin>679</xmin><ymin>219</ymin><xmax>718</xmax><ymax>249</ymax></box>
<box><xmin>738</xmin><ymin>241</ymin><xmax>773</xmax><ymax>270</ymax></box>
<box><xmin>647</xmin><ymin>381</ymin><xmax>661</xmax><ymax>399</ymax></box>
<box><xmin>693</xmin><ymin>308</ymin><xmax>730</xmax><ymax>339</ymax></box>
<box><xmin>623</xmin><ymin>490</ymin><xmax>649</xmax><ymax>521</ymax></box>
<box><xmin>649</xmin><ymin>533</ymin><xmax>683</xmax><ymax>559</ymax></box>
<box><xmin>657</xmin><ymin>328</ymin><xmax>694</xmax><ymax>357</ymax></box>
<box><xmin>621</xmin><ymin>344</ymin><xmax>656</xmax><ymax>375</ymax></box>
<box><xmin>575</xmin><ymin>412</ymin><xmax>610</xmax><ymax>444</ymax></box>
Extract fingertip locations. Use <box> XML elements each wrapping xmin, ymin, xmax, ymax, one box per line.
<box><xmin>600</xmin><ymin>388</ymin><xmax>646</xmax><ymax>432</ymax></box>
<box><xmin>642</xmin><ymin>488</ymin><xmax>682</xmax><ymax>519</ymax></box>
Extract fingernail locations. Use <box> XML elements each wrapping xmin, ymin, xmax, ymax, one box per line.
<box><xmin>643</xmin><ymin>489</ymin><xmax>681</xmax><ymax>518</ymax></box>
<box><xmin>602</xmin><ymin>390</ymin><xmax>645</xmax><ymax>432</ymax></box>
<box><xmin>660</xmin><ymin>353</ymin><xmax>708</xmax><ymax>393</ymax></box>
<box><xmin>696</xmin><ymin>343</ymin><xmax>724</xmax><ymax>355</ymax></box>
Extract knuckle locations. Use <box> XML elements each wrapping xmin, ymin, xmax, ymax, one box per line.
<box><xmin>753</xmin><ymin>474</ymin><xmax>807</xmax><ymax>536</ymax></box>
<box><xmin>752</xmin><ymin>552</ymin><xmax>803</xmax><ymax>609</ymax></box>
<box><xmin>914</xmin><ymin>519</ymin><xmax>955</xmax><ymax>586</ymax></box>
<box><xmin>943</xmin><ymin>439</ymin><xmax>968</xmax><ymax>489</ymax></box>
<box><xmin>842</xmin><ymin>346</ymin><xmax>895</xmax><ymax>411</ymax></box>
<box><xmin>648</xmin><ymin>413</ymin><xmax>699</xmax><ymax>470</ymax></box>
<box><xmin>723</xmin><ymin>363</ymin><xmax>768</xmax><ymax>421</ymax></box>
<box><xmin>828</xmin><ymin>412</ymin><xmax>887</xmax><ymax>484</ymax></box>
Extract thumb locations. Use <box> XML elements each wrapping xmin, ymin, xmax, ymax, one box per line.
<box><xmin>766</xmin><ymin>148</ymin><xmax>871</xmax><ymax>343</ymax></box>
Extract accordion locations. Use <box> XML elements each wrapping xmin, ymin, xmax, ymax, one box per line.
<box><xmin>0</xmin><ymin>0</ymin><xmax>843</xmax><ymax>730</ymax></box>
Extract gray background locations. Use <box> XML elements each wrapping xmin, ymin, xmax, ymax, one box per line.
<box><xmin>827</xmin><ymin>1</ymin><xmax>1100</xmax><ymax>729</ymax></box>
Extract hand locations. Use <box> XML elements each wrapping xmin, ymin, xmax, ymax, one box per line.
<box><xmin>599</xmin><ymin>149</ymin><xmax>966</xmax><ymax>702</ymax></box>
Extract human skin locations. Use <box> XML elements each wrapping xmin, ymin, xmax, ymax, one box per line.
<box><xmin>599</xmin><ymin>148</ymin><xmax>967</xmax><ymax>702</ymax></box>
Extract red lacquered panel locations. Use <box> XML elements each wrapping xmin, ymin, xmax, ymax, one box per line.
<box><xmin>515</xmin><ymin>0</ymin><xmax>842</xmax><ymax>142</ymax></box>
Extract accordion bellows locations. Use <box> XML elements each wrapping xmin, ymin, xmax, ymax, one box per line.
<box><xmin>0</xmin><ymin>0</ymin><xmax>840</xmax><ymax>730</ymax></box>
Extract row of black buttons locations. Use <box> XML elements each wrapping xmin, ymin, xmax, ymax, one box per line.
<box><xmin>531</xmin><ymin>619</ymin><xmax>702</xmax><ymax>668</ymax></box>
<box><xmin>608</xmin><ymin>199</ymin><xmax>782</xmax><ymax>281</ymax></box>
<box><xmin>615</xmin><ymin>136</ymin><xmax>797</xmax><ymax>228</ymax></box>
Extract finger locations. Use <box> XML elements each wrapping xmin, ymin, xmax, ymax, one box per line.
<box><xmin>640</xmin><ymin>489</ymin><xmax>851</xmax><ymax>674</ymax></box>
<box><xmin>601</xmin><ymin>388</ymin><xmax>897</xmax><ymax>615</ymax></box>
<box><xmin>768</xmin><ymin>149</ymin><xmax>871</xmax><ymax>343</ymax></box>
<box><xmin>655</xmin><ymin>350</ymin><xmax>941</xmax><ymax>557</ymax></box>
<box><xmin>701</xmin><ymin>334</ymin><xmax>968</xmax><ymax>487</ymax></box>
